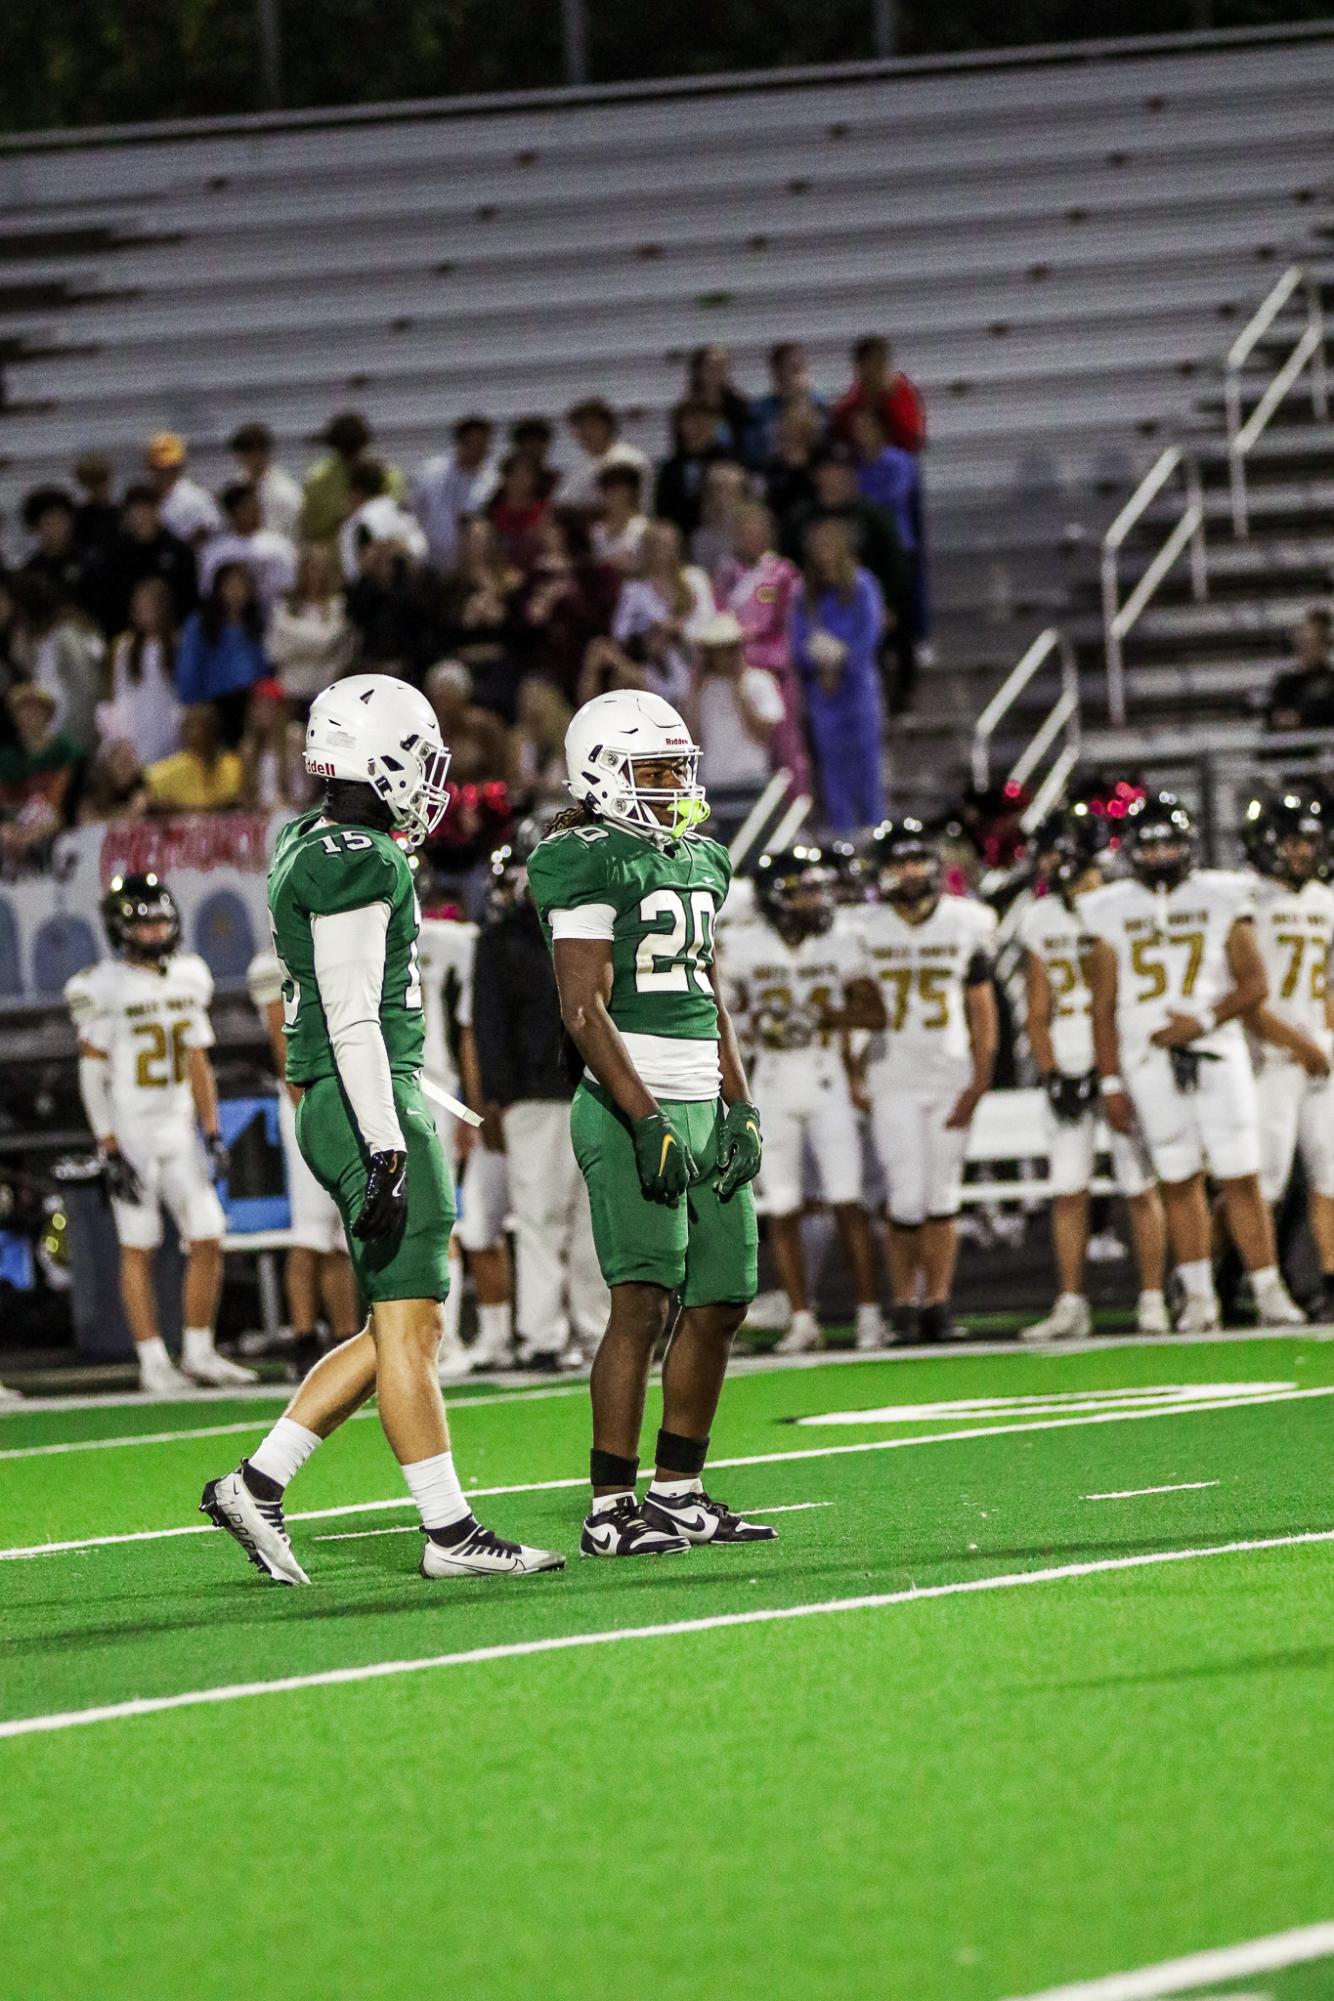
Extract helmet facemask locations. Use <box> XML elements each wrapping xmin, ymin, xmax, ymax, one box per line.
<box><xmin>883</xmin><ymin>849</ymin><xmax>940</xmax><ymax>911</ymax></box>
<box><xmin>590</xmin><ymin>745</ymin><xmax>709</xmax><ymax>846</ymax></box>
<box><xmin>105</xmin><ymin>875</ymin><xmax>180</xmax><ymax>968</ymax></box>
<box><xmin>365</xmin><ymin>736</ymin><xmax>451</xmax><ymax>851</ymax></box>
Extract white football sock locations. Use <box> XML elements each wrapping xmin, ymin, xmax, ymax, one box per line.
<box><xmin>1250</xmin><ymin>1264</ymin><xmax>1282</xmax><ymax>1296</ymax></box>
<box><xmin>402</xmin><ymin>1448</ymin><xmax>471</xmax><ymax>1531</ymax></box>
<box><xmin>648</xmin><ymin>1476</ymin><xmax>703</xmax><ymax>1498</ymax></box>
<box><xmin>590</xmin><ymin>1489</ymin><xmax>636</xmax><ymax>1516</ymax></box>
<box><xmin>478</xmin><ymin>1303</ymin><xmax>513</xmax><ymax>1350</ymax></box>
<box><xmin>1178</xmin><ymin>1258</ymin><xmax>1215</xmax><ymax>1300</ymax></box>
<box><xmin>182</xmin><ymin>1326</ymin><xmax>217</xmax><ymax>1366</ymax></box>
<box><xmin>250</xmin><ymin>1417</ymin><xmax>321</xmax><ymax>1490</ymax></box>
<box><xmin>136</xmin><ymin>1336</ymin><xmax>173</xmax><ymax>1376</ymax></box>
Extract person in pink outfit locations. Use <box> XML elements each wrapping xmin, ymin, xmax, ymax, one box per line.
<box><xmin>716</xmin><ymin>500</ymin><xmax>810</xmax><ymax>795</ymax></box>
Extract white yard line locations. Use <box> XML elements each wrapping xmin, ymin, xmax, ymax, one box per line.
<box><xmin>5</xmin><ymin>1324</ymin><xmax>1333</xmax><ymax>1421</ymax></box>
<box><xmin>1004</xmin><ymin>1920</ymin><xmax>1334</xmax><ymax>1999</ymax></box>
<box><xmin>6</xmin><ymin>1383</ymin><xmax>1333</xmax><ymax>1564</ymax></box>
<box><xmin>3</xmin><ymin>1527</ymin><xmax>1332</xmax><ymax>1743</ymax></box>
<box><xmin>1084</xmin><ymin>1482</ymin><xmax>1220</xmax><ymax>1502</ymax></box>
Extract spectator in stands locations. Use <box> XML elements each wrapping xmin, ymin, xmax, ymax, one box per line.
<box><xmin>240</xmin><ymin>679</ymin><xmax>306</xmax><ymax>810</ymax></box>
<box><xmin>228</xmin><ymin>422</ymin><xmax>302</xmax><ymax>539</ymax></box>
<box><xmin>144</xmin><ymin>432</ymin><xmax>221</xmax><ymax>546</ymax></box>
<box><xmin>108</xmin><ymin>484</ymin><xmax>198</xmax><ymax>631</ymax></box>
<box><xmin>0</xmin><ymin>575</ymin><xmax>19</xmax><ymax>746</ymax></box>
<box><xmin>1266</xmin><ymin>608</ymin><xmax>1334</xmax><ymax>731</ymax></box>
<box><xmin>440</xmin><ymin>517</ymin><xmax>522</xmax><ymax>716</ymax></box>
<box><xmin>345</xmin><ymin>538</ymin><xmax>446</xmax><ymax>677</ymax></box>
<box><xmin>653</xmin><ymin>399</ymin><xmax>731</xmax><ymax>539</ymax></box>
<box><xmin>266</xmin><ymin>543</ymin><xmax>355</xmax><ymax>707</ymax></box>
<box><xmin>787</xmin><ymin>442</ymin><xmax>914</xmax><ymax>710</ymax></box>
<box><xmin>509</xmin><ymin>416</ymin><xmax>559</xmax><ymax>500</ymax></box>
<box><xmin>175</xmin><ymin>562</ymin><xmax>268</xmax><ymax>742</ymax></box>
<box><xmin>72</xmin><ymin>454</ymin><xmax>121</xmax><ymax>560</ymax></box>
<box><xmin>300</xmin><ymin>410</ymin><xmax>404</xmax><ymax>544</ymax></box>
<box><xmin>691</xmin><ymin>460</ymin><xmax>750</xmax><ymax>575</ymax></box>
<box><xmin>791</xmin><ymin>518</ymin><xmax>886</xmax><ymax>832</ymax></box>
<box><xmin>98</xmin><ymin>577</ymin><xmax>183</xmax><ymax>767</ymax></box>
<box><xmin>410</xmin><ymin>414</ymin><xmax>498</xmax><ymax>572</ymax></box>
<box><xmin>338</xmin><ymin>457</ymin><xmax>428</xmax><ymax>583</ymax></box>
<box><xmin>590</xmin><ymin>463</ymin><xmax>648</xmax><ymax>574</ymax></box>
<box><xmin>511</xmin><ymin>676</ymin><xmax>572</xmax><ymax>808</ymax></box>
<box><xmin>746</xmin><ymin>340</ymin><xmax>827</xmax><ymax>467</ymax></box>
<box><xmin>202</xmin><ymin>482</ymin><xmax>298</xmax><ymax>613</ymax></box>
<box><xmin>514</xmin><ymin>509</ymin><xmax>619</xmax><ymax>702</ymax></box>
<box><xmin>144</xmin><ymin>702</ymin><xmax>244</xmax><ymax>813</ymax></box>
<box><xmin>716</xmin><ymin>500</ymin><xmax>809</xmax><ymax>793</ymax></box>
<box><xmin>687</xmin><ymin>344</ymin><xmax>752</xmax><ymax>456</ymax></box>
<box><xmin>79</xmin><ymin>737</ymin><xmax>148</xmax><ymax>825</ymax></box>
<box><xmin>0</xmin><ymin>684</ymin><xmax>82</xmax><ymax>862</ymax></box>
<box><xmin>849</xmin><ymin>403</ymin><xmax>930</xmax><ymax>664</ymax></box>
<box><xmin>22</xmin><ymin>486</ymin><xmax>108</xmax><ymax>626</ymax></box>
<box><xmin>9</xmin><ymin>575</ymin><xmax>105</xmax><ymax>754</ymax></box>
<box><xmin>684</xmin><ymin>610</ymin><xmax>784</xmax><ymax>800</ymax></box>
<box><xmin>607</xmin><ymin>519</ymin><xmax>715</xmax><ymax>707</ymax></box>
<box><xmin>423</xmin><ymin>660</ymin><xmax>512</xmax><ymax>784</ymax></box>
<box><xmin>560</xmin><ymin>398</ymin><xmax>651</xmax><ymax>510</ymax></box>
<box><xmin>831</xmin><ymin>334</ymin><xmax>927</xmax><ymax>455</ymax></box>
<box><xmin>487</xmin><ymin>451</ymin><xmax>551</xmax><ymax>574</ymax></box>
<box><xmin>763</xmin><ymin>402</ymin><xmax>822</xmax><ymax>537</ymax></box>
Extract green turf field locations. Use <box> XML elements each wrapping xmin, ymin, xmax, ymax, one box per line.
<box><xmin>4</xmin><ymin>1334</ymin><xmax>1334</xmax><ymax>2001</ymax></box>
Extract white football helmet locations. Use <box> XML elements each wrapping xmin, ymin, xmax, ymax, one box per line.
<box><xmin>305</xmin><ymin>673</ymin><xmax>451</xmax><ymax>850</ymax></box>
<box><xmin>564</xmin><ymin>690</ymin><xmax>707</xmax><ymax>845</ymax></box>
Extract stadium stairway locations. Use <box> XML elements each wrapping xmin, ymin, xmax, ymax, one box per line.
<box><xmin>1</xmin><ymin>25</ymin><xmax>1332</xmax><ymax>812</ymax></box>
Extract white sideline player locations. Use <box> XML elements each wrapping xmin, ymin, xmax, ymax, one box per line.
<box><xmin>1019</xmin><ymin>805</ymin><xmax>1167</xmax><ymax>1342</ymax></box>
<box><xmin>247</xmin><ymin>947</ymin><xmax>361</xmax><ymax>1378</ymax></box>
<box><xmin>418</xmin><ymin>869</ymin><xmax>514</xmax><ymax>1374</ymax></box>
<box><xmin>1240</xmin><ymin>790</ymin><xmax>1334</xmax><ymax>1318</ymax></box>
<box><xmin>1084</xmin><ymin>791</ymin><xmax>1304</xmax><ymax>1333</ymax></box>
<box><xmin>65</xmin><ymin>872</ymin><xmax>256</xmax><ymax>1393</ymax></box>
<box><xmin>857</xmin><ymin>819</ymin><xmax>999</xmax><ymax>1344</ymax></box>
<box><xmin>720</xmin><ymin>845</ymin><xmax>886</xmax><ymax>1355</ymax></box>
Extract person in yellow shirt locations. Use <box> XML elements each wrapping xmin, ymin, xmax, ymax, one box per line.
<box><xmin>299</xmin><ymin>411</ymin><xmax>405</xmax><ymax>544</ymax></box>
<box><xmin>145</xmin><ymin>704</ymin><xmax>245</xmax><ymax>811</ymax></box>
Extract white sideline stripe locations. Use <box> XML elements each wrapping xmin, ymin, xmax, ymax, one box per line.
<box><xmin>5</xmin><ymin>1324</ymin><xmax>1334</xmax><ymax>1420</ymax></box>
<box><xmin>6</xmin><ymin>1383</ymin><xmax>1334</xmax><ymax>1564</ymax></box>
<box><xmin>4</xmin><ymin>1528</ymin><xmax>1333</xmax><ymax>1744</ymax></box>
<box><xmin>797</xmin><ymin>1384</ymin><xmax>1293</xmax><ymax>1427</ymax></box>
<box><xmin>311</xmin><ymin>1499</ymin><xmax>835</xmax><ymax>1546</ymax></box>
<box><xmin>1084</xmin><ymin>1482</ymin><xmax>1220</xmax><ymax>1501</ymax></box>
<box><xmin>1004</xmin><ymin>1920</ymin><xmax>1334</xmax><ymax>1999</ymax></box>
<box><xmin>0</xmin><ymin>1382</ymin><xmax>588</xmax><ymax>1462</ymax></box>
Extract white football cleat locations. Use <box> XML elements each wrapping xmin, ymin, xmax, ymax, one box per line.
<box><xmin>183</xmin><ymin>1350</ymin><xmax>259</xmax><ymax>1388</ymax></box>
<box><xmin>200</xmin><ymin>1467</ymin><xmax>311</xmax><ymax>1585</ymax></box>
<box><xmin>1021</xmin><ymin>1294</ymin><xmax>1091</xmax><ymax>1344</ymax></box>
<box><xmin>1175</xmin><ymin>1293</ymin><xmax>1222</xmax><ymax>1334</ymax></box>
<box><xmin>1136</xmin><ymin>1289</ymin><xmax>1170</xmax><ymax>1335</ymax></box>
<box><xmin>1253</xmin><ymin>1280</ymin><xmax>1307</xmax><ymax>1329</ymax></box>
<box><xmin>744</xmin><ymin>1289</ymin><xmax>792</xmax><ymax>1334</ymax></box>
<box><xmin>776</xmin><ymin>1309</ymin><xmax>824</xmax><ymax>1355</ymax></box>
<box><xmin>854</xmin><ymin>1304</ymin><xmax>887</xmax><ymax>1351</ymax></box>
<box><xmin>138</xmin><ymin>1353</ymin><xmax>196</xmax><ymax>1397</ymax></box>
<box><xmin>0</xmin><ymin>1381</ymin><xmax>23</xmax><ymax>1405</ymax></box>
<box><xmin>437</xmin><ymin>1329</ymin><xmax>472</xmax><ymax>1382</ymax></box>
<box><xmin>421</xmin><ymin>1521</ymin><xmax>565</xmax><ymax>1578</ymax></box>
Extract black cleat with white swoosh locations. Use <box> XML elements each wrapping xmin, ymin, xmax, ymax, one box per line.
<box><xmin>580</xmin><ymin>1494</ymin><xmax>689</xmax><ymax>1558</ymax></box>
<box><xmin>641</xmin><ymin>1489</ymin><xmax>779</xmax><ymax>1546</ymax></box>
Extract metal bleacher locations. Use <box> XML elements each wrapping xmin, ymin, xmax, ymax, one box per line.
<box><xmin>1</xmin><ymin>23</ymin><xmax>1333</xmax><ymax>801</ymax></box>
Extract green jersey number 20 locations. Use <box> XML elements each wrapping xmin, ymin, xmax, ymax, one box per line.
<box><xmin>635</xmin><ymin>887</ymin><xmax>715</xmax><ymax>995</ymax></box>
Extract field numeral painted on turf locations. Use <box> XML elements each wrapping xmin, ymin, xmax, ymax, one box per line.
<box><xmin>795</xmin><ymin>1383</ymin><xmax>1296</xmax><ymax>1427</ymax></box>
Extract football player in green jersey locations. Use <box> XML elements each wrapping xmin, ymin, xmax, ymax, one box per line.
<box><xmin>201</xmin><ymin>673</ymin><xmax>563</xmax><ymax>1585</ymax></box>
<box><xmin>527</xmin><ymin>689</ymin><xmax>774</xmax><ymax>1557</ymax></box>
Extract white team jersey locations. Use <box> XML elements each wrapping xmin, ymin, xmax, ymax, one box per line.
<box><xmin>246</xmin><ymin>946</ymin><xmax>284</xmax><ymax>1016</ymax></box>
<box><xmin>1080</xmin><ymin>868</ymin><xmax>1254</xmax><ymax>1065</ymax></box>
<box><xmin>1249</xmin><ymin>874</ymin><xmax>1334</xmax><ymax>1065</ymax></box>
<box><xmin>65</xmin><ymin>952</ymin><xmax>215</xmax><ymax>1144</ymax></box>
<box><xmin>858</xmin><ymin>894</ymin><xmax>998</xmax><ymax>1090</ymax></box>
<box><xmin>720</xmin><ymin>911</ymin><xmax>872</xmax><ymax>1084</ymax></box>
<box><xmin>418</xmin><ymin>916</ymin><xmax>477</xmax><ymax>1100</ymax></box>
<box><xmin>1017</xmin><ymin>892</ymin><xmax>1094</xmax><ymax>1077</ymax></box>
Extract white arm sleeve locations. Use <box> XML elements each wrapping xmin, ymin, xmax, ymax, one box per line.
<box><xmin>311</xmin><ymin>904</ymin><xmax>406</xmax><ymax>1154</ymax></box>
<box><xmin>77</xmin><ymin>1053</ymin><xmax>116</xmax><ymax>1143</ymax></box>
<box><xmin>550</xmin><ymin>903</ymin><xmax>618</xmax><ymax>942</ymax></box>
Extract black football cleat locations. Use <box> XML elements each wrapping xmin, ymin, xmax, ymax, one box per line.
<box><xmin>580</xmin><ymin>1494</ymin><xmax>690</xmax><ymax>1557</ymax></box>
<box><xmin>641</xmin><ymin>1489</ymin><xmax>778</xmax><ymax>1546</ymax></box>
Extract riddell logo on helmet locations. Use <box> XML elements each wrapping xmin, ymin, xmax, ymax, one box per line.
<box><xmin>307</xmin><ymin>759</ymin><xmax>335</xmax><ymax>777</ymax></box>
<box><xmin>666</xmin><ymin>735</ymin><xmax>689</xmax><ymax>746</ymax></box>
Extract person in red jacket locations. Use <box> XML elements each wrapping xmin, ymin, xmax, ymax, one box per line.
<box><xmin>831</xmin><ymin>335</ymin><xmax>927</xmax><ymax>455</ymax></box>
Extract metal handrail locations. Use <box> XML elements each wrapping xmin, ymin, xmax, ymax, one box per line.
<box><xmin>1224</xmin><ymin>262</ymin><xmax>1329</xmax><ymax>537</ymax></box>
<box><xmin>971</xmin><ymin>626</ymin><xmax>1079</xmax><ymax>799</ymax></box>
<box><xmin>1101</xmin><ymin>445</ymin><xmax>1207</xmax><ymax>727</ymax></box>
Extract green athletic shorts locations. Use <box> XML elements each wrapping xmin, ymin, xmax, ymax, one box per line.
<box><xmin>295</xmin><ymin>1073</ymin><xmax>453</xmax><ymax>1303</ymax></box>
<box><xmin>569</xmin><ymin>1081</ymin><xmax>757</xmax><ymax>1306</ymax></box>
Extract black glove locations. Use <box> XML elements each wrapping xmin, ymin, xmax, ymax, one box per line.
<box><xmin>1168</xmin><ymin>1047</ymin><xmax>1220</xmax><ymax>1094</ymax></box>
<box><xmin>100</xmin><ymin>1148</ymin><xmax>142</xmax><ymax>1205</ymax></box>
<box><xmin>205</xmin><ymin>1133</ymin><xmax>230</xmax><ymax>1182</ymax></box>
<box><xmin>631</xmin><ymin>1112</ymin><xmax>696</xmax><ymax>1207</ymax></box>
<box><xmin>716</xmin><ymin>1100</ymin><xmax>763</xmax><ymax>1202</ymax></box>
<box><xmin>354</xmin><ymin>1148</ymin><xmax>408</xmax><ymax>1240</ymax></box>
<box><xmin>1044</xmin><ymin>1070</ymin><xmax>1095</xmax><ymax>1126</ymax></box>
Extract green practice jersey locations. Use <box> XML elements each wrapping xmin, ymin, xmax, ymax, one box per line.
<box><xmin>267</xmin><ymin>811</ymin><xmax>424</xmax><ymax>1085</ymax></box>
<box><xmin>527</xmin><ymin>819</ymin><xmax>732</xmax><ymax>1099</ymax></box>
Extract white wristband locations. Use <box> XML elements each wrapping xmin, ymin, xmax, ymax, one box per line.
<box><xmin>1099</xmin><ymin>1075</ymin><xmax>1125</xmax><ymax>1096</ymax></box>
